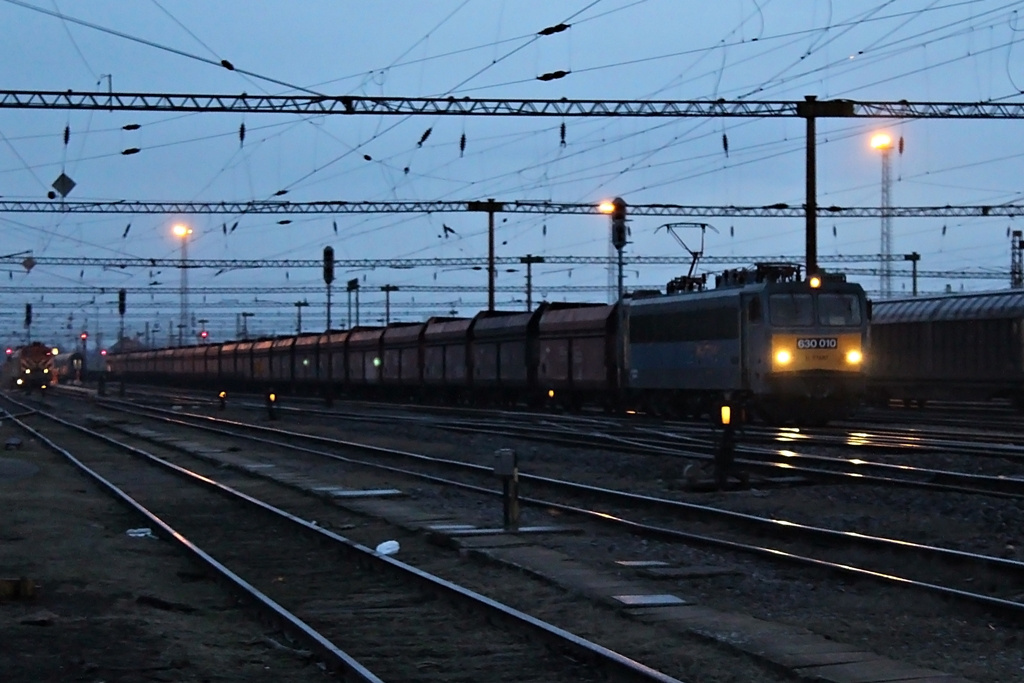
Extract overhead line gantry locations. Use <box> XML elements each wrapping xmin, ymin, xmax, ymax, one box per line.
<box><xmin>0</xmin><ymin>253</ymin><xmax>925</xmax><ymax>270</ymax></box>
<box><xmin>2</xmin><ymin>91</ymin><xmax>1024</xmax><ymax>119</ymax></box>
<box><xmin>3</xmin><ymin>90</ymin><xmax>1023</xmax><ymax>283</ymax></box>
<box><xmin>1</xmin><ymin>200</ymin><xmax>1022</xmax><ymax>218</ymax></box>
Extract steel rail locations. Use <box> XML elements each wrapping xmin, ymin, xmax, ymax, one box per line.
<box><xmin>1</xmin><ymin>395</ymin><xmax>686</xmax><ymax>683</ymax></box>
<box><xmin>0</xmin><ymin>403</ymin><xmax>384</xmax><ymax>682</ymax></box>
<box><xmin>83</xmin><ymin>394</ymin><xmax>1024</xmax><ymax>617</ymax></box>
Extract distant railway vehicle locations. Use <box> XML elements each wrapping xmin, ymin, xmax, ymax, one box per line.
<box><xmin>109</xmin><ymin>265</ymin><xmax>869</xmax><ymax>425</ymax></box>
<box><xmin>52</xmin><ymin>351</ymin><xmax>86</xmax><ymax>385</ymax></box>
<box><xmin>868</xmin><ymin>290</ymin><xmax>1024</xmax><ymax>408</ymax></box>
<box><xmin>3</xmin><ymin>342</ymin><xmax>54</xmax><ymax>393</ymax></box>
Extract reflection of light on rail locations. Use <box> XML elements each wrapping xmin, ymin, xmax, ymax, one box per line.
<box><xmin>848</xmin><ymin>458</ymin><xmax>866</xmax><ymax>465</ymax></box>
<box><xmin>625</xmin><ymin>410</ymin><xmax>637</xmax><ymax>415</ymax></box>
<box><xmin>774</xmin><ymin>428</ymin><xmax>808</xmax><ymax>442</ymax></box>
<box><xmin>847</xmin><ymin>432</ymin><xmax>870</xmax><ymax>446</ymax></box>
<box><xmin>773</xmin><ymin>519</ymin><xmax>796</xmax><ymax>526</ymax></box>
<box><xmin>773</xmin><ymin>463</ymin><xmax>794</xmax><ymax>469</ymax></box>
<box><xmin>777</xmin><ymin>450</ymin><xmax>797</xmax><ymax>458</ymax></box>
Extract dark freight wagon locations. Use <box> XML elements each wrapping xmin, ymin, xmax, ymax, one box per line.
<box><xmin>346</xmin><ymin>327</ymin><xmax>385</xmax><ymax>391</ymax></box>
<box><xmin>422</xmin><ymin>317</ymin><xmax>474</xmax><ymax>399</ymax></box>
<box><xmin>869</xmin><ymin>290</ymin><xmax>1024</xmax><ymax>407</ymax></box>
<box><xmin>381</xmin><ymin>323</ymin><xmax>426</xmax><ymax>395</ymax></box>
<box><xmin>537</xmin><ymin>303</ymin><xmax>618</xmax><ymax>409</ymax></box>
<box><xmin>471</xmin><ymin>308</ymin><xmax>545</xmax><ymax>405</ymax></box>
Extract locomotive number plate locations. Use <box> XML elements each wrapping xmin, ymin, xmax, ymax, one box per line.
<box><xmin>796</xmin><ymin>337</ymin><xmax>838</xmax><ymax>350</ymax></box>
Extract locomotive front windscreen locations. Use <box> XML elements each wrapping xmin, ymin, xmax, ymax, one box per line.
<box><xmin>769</xmin><ymin>293</ymin><xmax>861</xmax><ymax>327</ymax></box>
<box><xmin>817</xmin><ymin>294</ymin><xmax>862</xmax><ymax>326</ymax></box>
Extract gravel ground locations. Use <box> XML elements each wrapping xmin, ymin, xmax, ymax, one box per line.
<box><xmin>7</xmin><ymin>393</ymin><xmax>1024</xmax><ymax>682</ymax></box>
<box><xmin>0</xmin><ymin>430</ymin><xmax>329</xmax><ymax>682</ymax></box>
<box><xmin>284</xmin><ymin>401</ymin><xmax>1024</xmax><ymax>683</ymax></box>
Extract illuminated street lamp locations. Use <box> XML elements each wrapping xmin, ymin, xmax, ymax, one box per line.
<box><xmin>172</xmin><ymin>223</ymin><xmax>193</xmax><ymax>345</ymax></box>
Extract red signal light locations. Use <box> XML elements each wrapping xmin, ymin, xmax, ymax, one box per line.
<box><xmin>80</xmin><ymin>332</ymin><xmax>88</xmax><ymax>340</ymax></box>
<box><xmin>200</xmin><ymin>330</ymin><xmax>208</xmax><ymax>338</ymax></box>
<box><xmin>100</xmin><ymin>349</ymin><xmax>107</xmax><ymax>356</ymax></box>
<box><xmin>5</xmin><ymin>348</ymin><xmax>11</xmax><ymax>355</ymax></box>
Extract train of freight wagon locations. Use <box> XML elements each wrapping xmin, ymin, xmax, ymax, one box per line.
<box><xmin>107</xmin><ymin>263</ymin><xmax>870</xmax><ymax>425</ymax></box>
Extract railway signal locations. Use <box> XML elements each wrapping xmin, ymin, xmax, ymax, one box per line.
<box><xmin>323</xmin><ymin>246</ymin><xmax>335</xmax><ymax>284</ymax></box>
<box><xmin>609</xmin><ymin>197</ymin><xmax>628</xmax><ymax>251</ymax></box>
<box><xmin>323</xmin><ymin>246</ymin><xmax>334</xmax><ymax>330</ymax></box>
<box><xmin>714</xmin><ymin>405</ymin><xmax>737</xmax><ymax>490</ymax></box>
<box><xmin>118</xmin><ymin>289</ymin><xmax>127</xmax><ymax>343</ymax></box>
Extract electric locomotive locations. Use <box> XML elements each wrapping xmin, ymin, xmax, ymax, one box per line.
<box><xmin>3</xmin><ymin>342</ymin><xmax>55</xmax><ymax>393</ymax></box>
<box><xmin>623</xmin><ymin>264</ymin><xmax>869</xmax><ymax>423</ymax></box>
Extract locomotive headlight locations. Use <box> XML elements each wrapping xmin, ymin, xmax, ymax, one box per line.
<box><xmin>16</xmin><ymin>378</ymin><xmax>23</xmax><ymax>385</ymax></box>
<box><xmin>845</xmin><ymin>349</ymin><xmax>863</xmax><ymax>365</ymax></box>
<box><xmin>24</xmin><ymin>369</ymin><xmax>30</xmax><ymax>374</ymax></box>
<box><xmin>775</xmin><ymin>350</ymin><xmax>793</xmax><ymax>365</ymax></box>
<box><xmin>43</xmin><ymin>368</ymin><xmax>49</xmax><ymax>373</ymax></box>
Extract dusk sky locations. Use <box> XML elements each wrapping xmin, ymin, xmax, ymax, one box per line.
<box><xmin>1</xmin><ymin>0</ymin><xmax>1023</xmax><ymax>347</ymax></box>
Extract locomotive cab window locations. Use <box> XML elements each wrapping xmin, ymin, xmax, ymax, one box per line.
<box><xmin>769</xmin><ymin>294</ymin><xmax>813</xmax><ymax>326</ymax></box>
<box><xmin>747</xmin><ymin>298</ymin><xmax>762</xmax><ymax>323</ymax></box>
<box><xmin>817</xmin><ymin>294</ymin><xmax>862</xmax><ymax>326</ymax></box>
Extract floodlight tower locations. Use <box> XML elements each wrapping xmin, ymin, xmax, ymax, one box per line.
<box><xmin>870</xmin><ymin>133</ymin><xmax>894</xmax><ymax>298</ymax></box>
<box><xmin>172</xmin><ymin>223</ymin><xmax>193</xmax><ymax>344</ymax></box>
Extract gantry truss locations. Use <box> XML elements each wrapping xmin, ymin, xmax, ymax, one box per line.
<box><xmin>0</xmin><ymin>253</ymin><xmax>923</xmax><ymax>270</ymax></box>
<box><xmin>2</xmin><ymin>91</ymin><xmax>1024</xmax><ymax>119</ymax></box>
<box><xmin>1</xmin><ymin>200</ymin><xmax>1022</xmax><ymax>218</ymax></box>
<box><xmin>0</xmin><ymin>265</ymin><xmax>1006</xmax><ymax>299</ymax></box>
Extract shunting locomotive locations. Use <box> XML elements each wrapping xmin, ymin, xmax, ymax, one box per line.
<box><xmin>3</xmin><ymin>342</ymin><xmax>55</xmax><ymax>393</ymax></box>
<box><xmin>623</xmin><ymin>263</ymin><xmax>869</xmax><ymax>424</ymax></box>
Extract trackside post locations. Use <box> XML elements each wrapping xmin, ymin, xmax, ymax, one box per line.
<box><xmin>493</xmin><ymin>448</ymin><xmax>519</xmax><ymax>530</ymax></box>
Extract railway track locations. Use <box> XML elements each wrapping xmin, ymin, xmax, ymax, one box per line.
<box><xmin>1</xmin><ymin>394</ymin><xmax>687</xmax><ymax>683</ymax></box>
<box><xmin>65</xmin><ymin>383</ymin><xmax>1024</xmax><ymax>497</ymax></box>
<box><xmin>45</xmin><ymin>389</ymin><xmax>1024</xmax><ymax>621</ymax></box>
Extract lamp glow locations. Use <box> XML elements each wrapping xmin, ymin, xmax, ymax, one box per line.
<box><xmin>870</xmin><ymin>133</ymin><xmax>893</xmax><ymax>150</ymax></box>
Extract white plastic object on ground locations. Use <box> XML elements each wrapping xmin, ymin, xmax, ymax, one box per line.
<box><xmin>126</xmin><ymin>528</ymin><xmax>157</xmax><ymax>539</ymax></box>
<box><xmin>375</xmin><ymin>540</ymin><xmax>400</xmax><ymax>555</ymax></box>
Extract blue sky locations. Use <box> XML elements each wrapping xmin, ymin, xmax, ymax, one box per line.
<box><xmin>1</xmin><ymin>0</ymin><xmax>1023</xmax><ymax>347</ymax></box>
